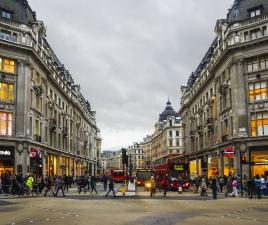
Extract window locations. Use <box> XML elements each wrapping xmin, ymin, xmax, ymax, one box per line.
<box><xmin>1</xmin><ymin>10</ymin><xmax>11</xmax><ymax>19</ymax></box>
<box><xmin>176</xmin><ymin>130</ymin><xmax>179</xmax><ymax>137</ymax></box>
<box><xmin>169</xmin><ymin>140</ymin><xmax>173</xmax><ymax>147</ymax></box>
<box><xmin>0</xmin><ymin>58</ymin><xmax>2</xmax><ymax>71</ymax></box>
<box><xmin>250</xmin><ymin>9</ymin><xmax>261</xmax><ymax>18</ymax></box>
<box><xmin>251</xmin><ymin>29</ymin><xmax>261</xmax><ymax>40</ymax></box>
<box><xmin>248</xmin><ymin>82</ymin><xmax>267</xmax><ymax>102</ymax></box>
<box><xmin>0</xmin><ymin>83</ymin><xmax>13</xmax><ymax>102</ymax></box>
<box><xmin>3</xmin><ymin>59</ymin><xmax>15</xmax><ymax>74</ymax></box>
<box><xmin>0</xmin><ymin>112</ymin><xmax>12</xmax><ymax>136</ymax></box>
<box><xmin>251</xmin><ymin>112</ymin><xmax>268</xmax><ymax>136</ymax></box>
<box><xmin>247</xmin><ymin>56</ymin><xmax>268</xmax><ymax>72</ymax></box>
<box><xmin>169</xmin><ymin>131</ymin><xmax>172</xmax><ymax>137</ymax></box>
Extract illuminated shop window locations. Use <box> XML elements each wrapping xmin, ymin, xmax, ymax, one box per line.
<box><xmin>0</xmin><ymin>112</ymin><xmax>12</xmax><ymax>136</ymax></box>
<box><xmin>0</xmin><ymin>83</ymin><xmax>14</xmax><ymax>102</ymax></box>
<box><xmin>3</xmin><ymin>59</ymin><xmax>15</xmax><ymax>74</ymax></box>
<box><xmin>0</xmin><ymin>58</ymin><xmax>2</xmax><ymax>71</ymax></box>
<box><xmin>251</xmin><ymin>112</ymin><xmax>268</xmax><ymax>136</ymax></box>
<box><xmin>248</xmin><ymin>82</ymin><xmax>267</xmax><ymax>102</ymax></box>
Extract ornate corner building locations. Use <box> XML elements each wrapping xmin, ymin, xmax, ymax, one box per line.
<box><xmin>141</xmin><ymin>101</ymin><xmax>184</xmax><ymax>176</ymax></box>
<box><xmin>180</xmin><ymin>0</ymin><xmax>268</xmax><ymax>179</ymax></box>
<box><xmin>0</xmin><ymin>0</ymin><xmax>101</xmax><ymax>177</ymax></box>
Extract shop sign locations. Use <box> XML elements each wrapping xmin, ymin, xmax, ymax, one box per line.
<box><xmin>224</xmin><ymin>147</ymin><xmax>235</xmax><ymax>158</ymax></box>
<box><xmin>30</xmin><ymin>148</ymin><xmax>42</xmax><ymax>158</ymax></box>
<box><xmin>0</xmin><ymin>150</ymin><xmax>11</xmax><ymax>156</ymax></box>
<box><xmin>174</xmin><ymin>165</ymin><xmax>184</xmax><ymax>171</ymax></box>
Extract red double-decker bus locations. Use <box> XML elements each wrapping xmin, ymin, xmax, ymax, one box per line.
<box><xmin>111</xmin><ymin>169</ymin><xmax>125</xmax><ymax>183</ymax></box>
<box><xmin>152</xmin><ymin>154</ymin><xmax>188</xmax><ymax>181</ymax></box>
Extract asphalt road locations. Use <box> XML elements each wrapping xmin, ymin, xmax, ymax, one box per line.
<box><xmin>0</xmin><ymin>185</ymin><xmax>268</xmax><ymax>225</ymax></box>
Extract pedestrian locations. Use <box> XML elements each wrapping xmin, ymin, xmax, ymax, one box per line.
<box><xmin>54</xmin><ymin>176</ymin><xmax>65</xmax><ymax>197</ymax></box>
<box><xmin>78</xmin><ymin>176</ymin><xmax>87</xmax><ymax>194</ymax></box>
<box><xmin>162</xmin><ymin>176</ymin><xmax>169</xmax><ymax>197</ymax></box>
<box><xmin>219</xmin><ymin>177</ymin><xmax>224</xmax><ymax>193</ymax></box>
<box><xmin>25</xmin><ymin>174</ymin><xmax>34</xmax><ymax>196</ymax></box>
<box><xmin>103</xmin><ymin>174</ymin><xmax>108</xmax><ymax>191</ymax></box>
<box><xmin>105</xmin><ymin>177</ymin><xmax>115</xmax><ymax>197</ymax></box>
<box><xmin>246</xmin><ymin>177</ymin><xmax>254</xmax><ymax>199</ymax></box>
<box><xmin>149</xmin><ymin>176</ymin><xmax>156</xmax><ymax>198</ymax></box>
<box><xmin>254</xmin><ymin>175</ymin><xmax>262</xmax><ymax>199</ymax></box>
<box><xmin>90</xmin><ymin>175</ymin><xmax>98</xmax><ymax>194</ymax></box>
<box><xmin>200</xmin><ymin>178</ymin><xmax>208</xmax><ymax>197</ymax></box>
<box><xmin>211</xmin><ymin>178</ymin><xmax>218</xmax><ymax>199</ymax></box>
<box><xmin>44</xmin><ymin>176</ymin><xmax>52</xmax><ymax>197</ymax></box>
<box><xmin>225</xmin><ymin>176</ymin><xmax>232</xmax><ymax>197</ymax></box>
<box><xmin>230</xmin><ymin>177</ymin><xmax>238</xmax><ymax>197</ymax></box>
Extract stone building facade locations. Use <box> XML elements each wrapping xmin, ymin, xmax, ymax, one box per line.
<box><xmin>0</xmin><ymin>0</ymin><xmax>101</xmax><ymax>177</ymax></box>
<box><xmin>127</xmin><ymin>143</ymin><xmax>144</xmax><ymax>173</ymax></box>
<box><xmin>141</xmin><ymin>101</ymin><xmax>183</xmax><ymax>170</ymax></box>
<box><xmin>180</xmin><ymin>0</ymin><xmax>268</xmax><ymax>179</ymax></box>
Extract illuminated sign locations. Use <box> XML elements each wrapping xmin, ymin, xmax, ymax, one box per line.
<box><xmin>224</xmin><ymin>147</ymin><xmax>235</xmax><ymax>158</ymax></box>
<box><xmin>174</xmin><ymin>165</ymin><xmax>184</xmax><ymax>171</ymax></box>
<box><xmin>0</xmin><ymin>150</ymin><xmax>11</xmax><ymax>156</ymax></box>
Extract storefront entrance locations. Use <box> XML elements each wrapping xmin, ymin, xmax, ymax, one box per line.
<box><xmin>30</xmin><ymin>148</ymin><xmax>43</xmax><ymax>176</ymax></box>
<box><xmin>0</xmin><ymin>146</ymin><xmax>14</xmax><ymax>175</ymax></box>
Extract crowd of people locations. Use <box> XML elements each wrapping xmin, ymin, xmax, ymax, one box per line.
<box><xmin>1</xmin><ymin>170</ymin><xmax>267</xmax><ymax>199</ymax></box>
<box><xmin>0</xmin><ymin>171</ymin><xmax>114</xmax><ymax>198</ymax></box>
<box><xmin>192</xmin><ymin>174</ymin><xmax>268</xmax><ymax>199</ymax></box>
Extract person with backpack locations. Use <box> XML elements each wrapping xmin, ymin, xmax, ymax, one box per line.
<box><xmin>54</xmin><ymin>176</ymin><xmax>66</xmax><ymax>197</ymax></box>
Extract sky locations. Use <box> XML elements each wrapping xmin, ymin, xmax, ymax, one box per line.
<box><xmin>28</xmin><ymin>0</ymin><xmax>234</xmax><ymax>151</ymax></box>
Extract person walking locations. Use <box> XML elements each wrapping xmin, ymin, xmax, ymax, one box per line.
<box><xmin>230</xmin><ymin>177</ymin><xmax>238</xmax><ymax>197</ymax></box>
<box><xmin>254</xmin><ymin>175</ymin><xmax>262</xmax><ymax>199</ymax></box>
<box><xmin>102</xmin><ymin>174</ymin><xmax>108</xmax><ymax>191</ymax></box>
<box><xmin>162</xmin><ymin>176</ymin><xmax>169</xmax><ymax>197</ymax></box>
<box><xmin>105</xmin><ymin>177</ymin><xmax>115</xmax><ymax>197</ymax></box>
<box><xmin>149</xmin><ymin>176</ymin><xmax>156</xmax><ymax>198</ymax></box>
<box><xmin>246</xmin><ymin>177</ymin><xmax>254</xmax><ymax>199</ymax></box>
<box><xmin>211</xmin><ymin>178</ymin><xmax>218</xmax><ymax>199</ymax></box>
<box><xmin>90</xmin><ymin>176</ymin><xmax>98</xmax><ymax>194</ymax></box>
<box><xmin>44</xmin><ymin>176</ymin><xmax>52</xmax><ymax>197</ymax></box>
<box><xmin>54</xmin><ymin>176</ymin><xmax>65</xmax><ymax>197</ymax></box>
<box><xmin>200</xmin><ymin>178</ymin><xmax>208</xmax><ymax>197</ymax></box>
<box><xmin>25</xmin><ymin>174</ymin><xmax>34</xmax><ymax>197</ymax></box>
<box><xmin>219</xmin><ymin>177</ymin><xmax>224</xmax><ymax>193</ymax></box>
<box><xmin>78</xmin><ymin>176</ymin><xmax>87</xmax><ymax>194</ymax></box>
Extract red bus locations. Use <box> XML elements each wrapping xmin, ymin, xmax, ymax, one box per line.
<box><xmin>152</xmin><ymin>154</ymin><xmax>189</xmax><ymax>189</ymax></box>
<box><xmin>111</xmin><ymin>170</ymin><xmax>125</xmax><ymax>183</ymax></box>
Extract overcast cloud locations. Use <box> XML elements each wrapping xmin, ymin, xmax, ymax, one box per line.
<box><xmin>28</xmin><ymin>0</ymin><xmax>234</xmax><ymax>150</ymax></box>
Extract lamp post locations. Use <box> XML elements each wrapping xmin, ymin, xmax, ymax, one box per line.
<box><xmin>240</xmin><ymin>142</ymin><xmax>247</xmax><ymax>197</ymax></box>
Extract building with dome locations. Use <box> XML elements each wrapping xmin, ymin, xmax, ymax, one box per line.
<box><xmin>141</xmin><ymin>101</ymin><xmax>185</xmax><ymax>176</ymax></box>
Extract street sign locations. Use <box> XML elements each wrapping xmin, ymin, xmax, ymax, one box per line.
<box><xmin>224</xmin><ymin>147</ymin><xmax>235</xmax><ymax>158</ymax></box>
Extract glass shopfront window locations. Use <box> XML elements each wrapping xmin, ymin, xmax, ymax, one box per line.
<box><xmin>251</xmin><ymin>151</ymin><xmax>268</xmax><ymax>177</ymax></box>
<box><xmin>59</xmin><ymin>156</ymin><xmax>70</xmax><ymax>176</ymax></box>
<box><xmin>208</xmin><ymin>155</ymin><xmax>219</xmax><ymax>177</ymax></box>
<box><xmin>0</xmin><ymin>146</ymin><xmax>14</xmax><ymax>175</ymax></box>
<box><xmin>189</xmin><ymin>159</ymin><xmax>201</xmax><ymax>178</ymax></box>
<box><xmin>223</xmin><ymin>156</ymin><xmax>234</xmax><ymax>176</ymax></box>
<box><xmin>46</xmin><ymin>154</ymin><xmax>58</xmax><ymax>176</ymax></box>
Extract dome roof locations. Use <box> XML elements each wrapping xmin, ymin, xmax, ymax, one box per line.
<box><xmin>159</xmin><ymin>100</ymin><xmax>179</xmax><ymax>122</ymax></box>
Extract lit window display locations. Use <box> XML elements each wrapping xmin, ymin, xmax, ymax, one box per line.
<box><xmin>223</xmin><ymin>156</ymin><xmax>234</xmax><ymax>176</ymax></box>
<box><xmin>251</xmin><ymin>151</ymin><xmax>268</xmax><ymax>177</ymax></box>
<box><xmin>208</xmin><ymin>156</ymin><xmax>219</xmax><ymax>177</ymax></box>
<box><xmin>189</xmin><ymin>159</ymin><xmax>201</xmax><ymax>178</ymax></box>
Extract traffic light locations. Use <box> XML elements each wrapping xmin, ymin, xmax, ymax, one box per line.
<box><xmin>241</xmin><ymin>156</ymin><xmax>247</xmax><ymax>164</ymax></box>
<box><xmin>122</xmin><ymin>148</ymin><xmax>127</xmax><ymax>164</ymax></box>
